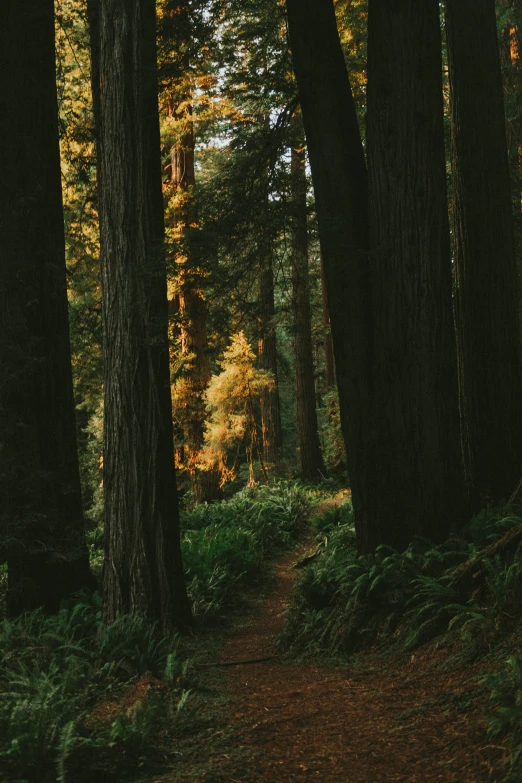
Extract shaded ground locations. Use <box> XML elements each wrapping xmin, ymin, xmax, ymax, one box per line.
<box><xmin>149</xmin><ymin>547</ymin><xmax>506</xmax><ymax>782</ymax></box>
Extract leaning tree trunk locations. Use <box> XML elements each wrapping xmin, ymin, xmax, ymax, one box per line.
<box><xmin>445</xmin><ymin>0</ymin><xmax>522</xmax><ymax>508</ymax></box>
<box><xmin>258</xmin><ymin>255</ymin><xmax>284</xmax><ymax>465</ymax></box>
<box><xmin>290</xmin><ymin>119</ymin><xmax>326</xmax><ymax>480</ymax></box>
<box><xmin>99</xmin><ymin>0</ymin><xmax>191</xmax><ymax>630</ymax></box>
<box><xmin>286</xmin><ymin>0</ymin><xmax>373</xmax><ymax>537</ymax></box>
<box><xmin>364</xmin><ymin>0</ymin><xmax>465</xmax><ymax>551</ymax></box>
<box><xmin>0</xmin><ymin>0</ymin><xmax>94</xmax><ymax>615</ymax></box>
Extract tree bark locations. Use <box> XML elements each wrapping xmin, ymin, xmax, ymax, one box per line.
<box><xmin>445</xmin><ymin>0</ymin><xmax>522</xmax><ymax>508</ymax></box>
<box><xmin>258</xmin><ymin>256</ymin><xmax>284</xmax><ymax>465</ymax></box>
<box><xmin>99</xmin><ymin>0</ymin><xmax>191</xmax><ymax>630</ymax></box>
<box><xmin>320</xmin><ymin>254</ymin><xmax>336</xmax><ymax>389</ymax></box>
<box><xmin>290</xmin><ymin>119</ymin><xmax>326</xmax><ymax>480</ymax></box>
<box><xmin>364</xmin><ymin>0</ymin><xmax>465</xmax><ymax>550</ymax></box>
<box><xmin>286</xmin><ymin>0</ymin><xmax>373</xmax><ymax>534</ymax></box>
<box><xmin>0</xmin><ymin>0</ymin><xmax>94</xmax><ymax>614</ymax></box>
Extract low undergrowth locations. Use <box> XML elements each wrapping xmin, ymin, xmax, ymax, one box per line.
<box><xmin>180</xmin><ymin>480</ymin><xmax>313</xmax><ymax>621</ymax></box>
<box><xmin>280</xmin><ymin>502</ymin><xmax>522</xmax><ymax>656</ymax></box>
<box><xmin>0</xmin><ymin>480</ymin><xmax>315</xmax><ymax>782</ymax></box>
<box><xmin>0</xmin><ymin>599</ymin><xmax>193</xmax><ymax>783</ymax></box>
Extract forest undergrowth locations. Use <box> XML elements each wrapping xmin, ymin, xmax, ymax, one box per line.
<box><xmin>3</xmin><ymin>484</ymin><xmax>522</xmax><ymax>781</ymax></box>
<box><xmin>0</xmin><ymin>480</ymin><xmax>318</xmax><ymax>783</ymax></box>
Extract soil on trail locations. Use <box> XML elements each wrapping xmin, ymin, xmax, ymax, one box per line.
<box><xmin>154</xmin><ymin>547</ymin><xmax>505</xmax><ymax>783</ymax></box>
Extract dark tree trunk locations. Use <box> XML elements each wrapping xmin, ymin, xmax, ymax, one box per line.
<box><xmin>445</xmin><ymin>0</ymin><xmax>522</xmax><ymax>507</ymax></box>
<box><xmin>364</xmin><ymin>0</ymin><xmax>465</xmax><ymax>550</ymax></box>
<box><xmin>0</xmin><ymin>0</ymin><xmax>94</xmax><ymax>615</ymax></box>
<box><xmin>99</xmin><ymin>0</ymin><xmax>191</xmax><ymax>629</ymax></box>
<box><xmin>290</xmin><ymin>120</ymin><xmax>326</xmax><ymax>480</ymax></box>
<box><xmin>286</xmin><ymin>0</ymin><xmax>372</xmax><ymax>533</ymax></box>
<box><xmin>320</xmin><ymin>255</ymin><xmax>336</xmax><ymax>389</ymax></box>
<box><xmin>258</xmin><ymin>256</ymin><xmax>283</xmax><ymax>464</ymax></box>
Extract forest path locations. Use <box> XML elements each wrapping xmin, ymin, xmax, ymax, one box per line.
<box><xmin>153</xmin><ymin>546</ymin><xmax>503</xmax><ymax>782</ymax></box>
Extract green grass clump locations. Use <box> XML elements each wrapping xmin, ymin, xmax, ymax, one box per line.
<box><xmin>482</xmin><ymin>655</ymin><xmax>522</xmax><ymax>781</ymax></box>
<box><xmin>280</xmin><ymin>504</ymin><xmax>522</xmax><ymax>656</ymax></box>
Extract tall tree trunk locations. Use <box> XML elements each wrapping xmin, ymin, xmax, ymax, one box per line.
<box><xmin>286</xmin><ymin>0</ymin><xmax>372</xmax><ymax>537</ymax></box>
<box><xmin>290</xmin><ymin>120</ymin><xmax>326</xmax><ymax>480</ymax></box>
<box><xmin>364</xmin><ymin>0</ymin><xmax>465</xmax><ymax>551</ymax></box>
<box><xmin>99</xmin><ymin>0</ymin><xmax>191</xmax><ymax>630</ymax></box>
<box><xmin>320</xmin><ymin>255</ymin><xmax>336</xmax><ymax>389</ymax></box>
<box><xmin>0</xmin><ymin>0</ymin><xmax>94</xmax><ymax>614</ymax></box>
<box><xmin>258</xmin><ymin>257</ymin><xmax>283</xmax><ymax>465</ymax></box>
<box><xmin>160</xmin><ymin>0</ymin><xmax>220</xmax><ymax>503</ymax></box>
<box><xmin>445</xmin><ymin>0</ymin><xmax>522</xmax><ymax>507</ymax></box>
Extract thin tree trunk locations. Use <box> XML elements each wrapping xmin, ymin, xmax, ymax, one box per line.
<box><xmin>320</xmin><ymin>254</ymin><xmax>336</xmax><ymax>389</ymax></box>
<box><xmin>258</xmin><ymin>256</ymin><xmax>283</xmax><ymax>465</ymax></box>
<box><xmin>445</xmin><ymin>0</ymin><xmax>522</xmax><ymax>508</ymax></box>
<box><xmin>99</xmin><ymin>0</ymin><xmax>191</xmax><ymax>630</ymax></box>
<box><xmin>0</xmin><ymin>0</ymin><xmax>94</xmax><ymax>614</ymax></box>
<box><xmin>290</xmin><ymin>119</ymin><xmax>326</xmax><ymax>480</ymax></box>
<box><xmin>286</xmin><ymin>0</ymin><xmax>372</xmax><ymax>537</ymax></box>
<box><xmin>364</xmin><ymin>0</ymin><xmax>465</xmax><ymax>550</ymax></box>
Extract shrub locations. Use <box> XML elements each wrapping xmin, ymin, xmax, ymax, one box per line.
<box><xmin>280</xmin><ymin>504</ymin><xmax>522</xmax><ymax>656</ymax></box>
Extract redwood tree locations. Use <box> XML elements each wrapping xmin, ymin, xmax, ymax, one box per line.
<box><xmin>159</xmin><ymin>0</ymin><xmax>220</xmax><ymax>503</ymax></box>
<box><xmin>445</xmin><ymin>0</ymin><xmax>522</xmax><ymax>507</ymax></box>
<box><xmin>99</xmin><ymin>0</ymin><xmax>191</xmax><ymax>629</ymax></box>
<box><xmin>364</xmin><ymin>0</ymin><xmax>465</xmax><ymax>550</ymax></box>
<box><xmin>0</xmin><ymin>0</ymin><xmax>94</xmax><ymax>614</ymax></box>
<box><xmin>258</xmin><ymin>254</ymin><xmax>284</xmax><ymax>464</ymax></box>
<box><xmin>290</xmin><ymin>119</ymin><xmax>326</xmax><ymax>480</ymax></box>
<box><xmin>286</xmin><ymin>0</ymin><xmax>372</xmax><ymax>530</ymax></box>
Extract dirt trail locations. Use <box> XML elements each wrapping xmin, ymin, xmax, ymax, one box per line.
<box><xmin>196</xmin><ymin>549</ymin><xmax>502</xmax><ymax>783</ymax></box>
<box><xmin>149</xmin><ymin>546</ymin><xmax>505</xmax><ymax>782</ymax></box>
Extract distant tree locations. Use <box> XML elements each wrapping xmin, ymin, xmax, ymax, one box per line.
<box><xmin>201</xmin><ymin>332</ymin><xmax>272</xmax><ymax>486</ymax></box>
<box><xmin>290</xmin><ymin>117</ymin><xmax>326</xmax><ymax>480</ymax></box>
<box><xmin>365</xmin><ymin>0</ymin><xmax>465</xmax><ymax>549</ymax></box>
<box><xmin>286</xmin><ymin>0</ymin><xmax>373</xmax><ymax>532</ymax></box>
<box><xmin>446</xmin><ymin>0</ymin><xmax>522</xmax><ymax>507</ymax></box>
<box><xmin>258</xmin><ymin>252</ymin><xmax>284</xmax><ymax>465</ymax></box>
<box><xmin>0</xmin><ymin>0</ymin><xmax>94</xmax><ymax>614</ymax></box>
<box><xmin>158</xmin><ymin>0</ymin><xmax>221</xmax><ymax>503</ymax></box>
<box><xmin>99</xmin><ymin>0</ymin><xmax>191</xmax><ymax>629</ymax></box>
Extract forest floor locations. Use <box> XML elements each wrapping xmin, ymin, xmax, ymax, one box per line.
<box><xmin>145</xmin><ymin>544</ymin><xmax>508</xmax><ymax>783</ymax></box>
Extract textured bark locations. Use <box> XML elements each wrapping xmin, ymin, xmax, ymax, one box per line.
<box><xmin>290</xmin><ymin>122</ymin><xmax>326</xmax><ymax>480</ymax></box>
<box><xmin>320</xmin><ymin>255</ymin><xmax>336</xmax><ymax>389</ymax></box>
<box><xmin>445</xmin><ymin>0</ymin><xmax>522</xmax><ymax>507</ymax></box>
<box><xmin>99</xmin><ymin>0</ymin><xmax>191</xmax><ymax>629</ymax></box>
<box><xmin>365</xmin><ymin>0</ymin><xmax>465</xmax><ymax>550</ymax></box>
<box><xmin>258</xmin><ymin>257</ymin><xmax>284</xmax><ymax>464</ymax></box>
<box><xmin>286</xmin><ymin>0</ymin><xmax>372</xmax><ymax>533</ymax></box>
<box><xmin>0</xmin><ymin>0</ymin><xmax>94</xmax><ymax>614</ymax></box>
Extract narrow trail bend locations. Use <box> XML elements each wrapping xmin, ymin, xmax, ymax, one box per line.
<box><xmin>158</xmin><ymin>548</ymin><xmax>504</xmax><ymax>782</ymax></box>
